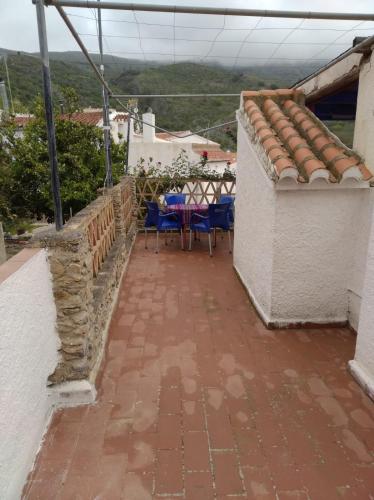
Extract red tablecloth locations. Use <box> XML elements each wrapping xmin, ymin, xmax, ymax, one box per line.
<box><xmin>166</xmin><ymin>204</ymin><xmax>208</xmax><ymax>225</ymax></box>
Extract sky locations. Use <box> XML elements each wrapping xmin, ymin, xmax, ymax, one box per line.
<box><xmin>1</xmin><ymin>0</ymin><xmax>374</xmax><ymax>65</ymax></box>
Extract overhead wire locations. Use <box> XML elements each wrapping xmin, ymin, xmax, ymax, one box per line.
<box><xmin>232</xmin><ymin>17</ymin><xmax>263</xmax><ymax>69</ymax></box>
<box><xmin>201</xmin><ymin>14</ymin><xmax>226</xmax><ymax>63</ymax></box>
<box><xmin>56</xmin><ymin>6</ymin><xmax>374</xmax><ymax>138</ymax></box>
<box><xmin>66</xmin><ymin>13</ymin><xmax>374</xmax><ymax>32</ymax></box>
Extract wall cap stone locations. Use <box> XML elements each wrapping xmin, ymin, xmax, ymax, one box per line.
<box><xmin>48</xmin><ymin>380</ymin><xmax>97</xmax><ymax>407</ymax></box>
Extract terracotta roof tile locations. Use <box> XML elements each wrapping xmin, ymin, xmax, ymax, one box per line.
<box><xmin>155</xmin><ymin>131</ymin><xmax>190</xmax><ymax>141</ymax></box>
<box><xmin>358</xmin><ymin>164</ymin><xmax>373</xmax><ymax>181</ymax></box>
<box><xmin>241</xmin><ymin>89</ymin><xmax>372</xmax><ymax>184</ymax></box>
<box><xmin>113</xmin><ymin>113</ymin><xmax>128</xmax><ymax>122</ymax></box>
<box><xmin>13</xmin><ymin>115</ymin><xmax>34</xmax><ymax>127</ymax></box>
<box><xmin>58</xmin><ymin>111</ymin><xmax>103</xmax><ymax>126</ymax></box>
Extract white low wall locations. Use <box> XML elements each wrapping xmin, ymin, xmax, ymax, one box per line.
<box><xmin>347</xmin><ymin>190</ymin><xmax>374</xmax><ymax>330</ymax></box>
<box><xmin>349</xmin><ymin>206</ymin><xmax>374</xmax><ymax>400</ymax></box>
<box><xmin>234</xmin><ymin>120</ymin><xmax>275</xmax><ymax>321</ymax></box>
<box><xmin>272</xmin><ymin>186</ymin><xmax>363</xmax><ymax>325</ymax></box>
<box><xmin>0</xmin><ymin>249</ymin><xmax>59</xmax><ymax>500</ymax></box>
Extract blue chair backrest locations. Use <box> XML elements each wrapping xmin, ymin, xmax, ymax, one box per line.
<box><xmin>208</xmin><ymin>203</ymin><xmax>231</xmax><ymax>230</ymax></box>
<box><xmin>219</xmin><ymin>195</ymin><xmax>234</xmax><ymax>205</ymax></box>
<box><xmin>164</xmin><ymin>193</ymin><xmax>187</xmax><ymax>205</ymax></box>
<box><xmin>145</xmin><ymin>201</ymin><xmax>159</xmax><ymax>227</ymax></box>
<box><xmin>218</xmin><ymin>195</ymin><xmax>234</xmax><ymax>223</ymax></box>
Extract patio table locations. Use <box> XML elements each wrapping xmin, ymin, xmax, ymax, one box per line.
<box><xmin>165</xmin><ymin>203</ymin><xmax>209</xmax><ymax>249</ymax></box>
<box><xmin>166</xmin><ymin>203</ymin><xmax>208</xmax><ymax>226</ymax></box>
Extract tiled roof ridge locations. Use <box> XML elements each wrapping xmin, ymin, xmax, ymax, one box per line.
<box><xmin>301</xmin><ymin>105</ymin><xmax>372</xmax><ymax>182</ymax></box>
<box><xmin>242</xmin><ymin>89</ymin><xmax>372</xmax><ymax>184</ymax></box>
<box><xmin>263</xmin><ymin>98</ymin><xmax>328</xmax><ymax>183</ymax></box>
<box><xmin>281</xmin><ymin>99</ymin><xmax>364</xmax><ymax>182</ymax></box>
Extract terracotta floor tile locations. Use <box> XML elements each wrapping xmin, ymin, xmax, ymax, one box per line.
<box><xmin>185</xmin><ymin>471</ymin><xmax>214</xmax><ymax>499</ymax></box>
<box><xmin>159</xmin><ymin>386</ymin><xmax>181</xmax><ymax>414</ymax></box>
<box><xmin>241</xmin><ymin>466</ymin><xmax>275</xmax><ymax>500</ymax></box>
<box><xmin>184</xmin><ymin>431</ymin><xmax>210</xmax><ymax>471</ymax></box>
<box><xmin>183</xmin><ymin>400</ymin><xmax>206</xmax><ymax>431</ymax></box>
<box><xmin>155</xmin><ymin>449</ymin><xmax>183</xmax><ymax>495</ymax></box>
<box><xmin>207</xmin><ymin>412</ymin><xmax>236</xmax><ymax>450</ymax></box>
<box><xmin>157</xmin><ymin>413</ymin><xmax>182</xmax><ymax>449</ymax></box>
<box><xmin>212</xmin><ymin>451</ymin><xmax>244</xmax><ymax>496</ymax></box>
<box><xmin>24</xmin><ymin>237</ymin><xmax>374</xmax><ymax>498</ymax></box>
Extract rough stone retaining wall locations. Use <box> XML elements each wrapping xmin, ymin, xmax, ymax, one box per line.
<box><xmin>32</xmin><ymin>176</ymin><xmax>137</xmax><ymax>385</ymax></box>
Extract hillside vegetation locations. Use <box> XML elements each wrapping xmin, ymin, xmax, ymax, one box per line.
<box><xmin>1</xmin><ymin>50</ymin><xmax>352</xmax><ymax>148</ymax></box>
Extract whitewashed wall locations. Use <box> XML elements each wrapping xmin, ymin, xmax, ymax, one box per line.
<box><xmin>128</xmin><ymin>141</ymin><xmax>195</xmax><ymax>170</ymax></box>
<box><xmin>347</xmin><ymin>191</ymin><xmax>374</xmax><ymax>330</ymax></box>
<box><xmin>272</xmin><ymin>186</ymin><xmax>364</xmax><ymax>325</ymax></box>
<box><xmin>347</xmin><ymin>50</ymin><xmax>374</xmax><ymax>331</ymax></box>
<box><xmin>350</xmin><ymin>207</ymin><xmax>374</xmax><ymax>399</ymax></box>
<box><xmin>234</xmin><ymin>113</ymin><xmax>371</xmax><ymax>327</ymax></box>
<box><xmin>0</xmin><ymin>249</ymin><xmax>59</xmax><ymax>500</ymax></box>
<box><xmin>353</xmin><ymin>51</ymin><xmax>374</xmax><ymax>171</ymax></box>
<box><xmin>233</xmin><ymin>118</ymin><xmax>275</xmax><ymax>321</ymax></box>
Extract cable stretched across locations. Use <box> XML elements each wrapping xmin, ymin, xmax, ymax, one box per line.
<box><xmin>55</xmin><ymin>3</ymin><xmax>238</xmax><ymax>140</ymax></box>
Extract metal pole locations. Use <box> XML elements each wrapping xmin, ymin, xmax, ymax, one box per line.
<box><xmin>46</xmin><ymin>1</ymin><xmax>374</xmax><ymax>21</ymax></box>
<box><xmin>112</xmin><ymin>93</ymin><xmax>240</xmax><ymax>99</ymax></box>
<box><xmin>97</xmin><ymin>0</ymin><xmax>113</xmax><ymax>187</ymax></box>
<box><xmin>125</xmin><ymin>114</ymin><xmax>131</xmax><ymax>174</ymax></box>
<box><xmin>34</xmin><ymin>0</ymin><xmax>63</xmax><ymax>231</ymax></box>
<box><xmin>0</xmin><ymin>80</ymin><xmax>9</xmax><ymax>116</ymax></box>
<box><xmin>3</xmin><ymin>56</ymin><xmax>14</xmax><ymax>115</ymax></box>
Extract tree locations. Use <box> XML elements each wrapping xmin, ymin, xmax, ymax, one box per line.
<box><xmin>0</xmin><ymin>104</ymin><xmax>126</xmax><ymax>224</ymax></box>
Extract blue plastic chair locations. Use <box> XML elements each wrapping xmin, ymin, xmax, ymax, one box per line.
<box><xmin>219</xmin><ymin>195</ymin><xmax>235</xmax><ymax>224</ymax></box>
<box><xmin>164</xmin><ymin>193</ymin><xmax>187</xmax><ymax>205</ymax></box>
<box><xmin>144</xmin><ymin>201</ymin><xmax>160</xmax><ymax>249</ymax></box>
<box><xmin>189</xmin><ymin>203</ymin><xmax>231</xmax><ymax>256</ymax></box>
<box><xmin>144</xmin><ymin>201</ymin><xmax>184</xmax><ymax>252</ymax></box>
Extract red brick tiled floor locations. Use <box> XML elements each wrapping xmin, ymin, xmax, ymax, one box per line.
<box><xmin>24</xmin><ymin>235</ymin><xmax>374</xmax><ymax>499</ymax></box>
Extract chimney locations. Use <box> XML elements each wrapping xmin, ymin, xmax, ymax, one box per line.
<box><xmin>142</xmin><ymin>107</ymin><xmax>156</xmax><ymax>143</ymax></box>
<box><xmin>0</xmin><ymin>79</ymin><xmax>9</xmax><ymax>115</ymax></box>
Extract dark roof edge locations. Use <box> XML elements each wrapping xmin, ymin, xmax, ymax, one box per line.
<box><xmin>291</xmin><ymin>35</ymin><xmax>374</xmax><ymax>89</ymax></box>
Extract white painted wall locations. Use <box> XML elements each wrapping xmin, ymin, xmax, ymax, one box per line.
<box><xmin>234</xmin><ymin>111</ymin><xmax>371</xmax><ymax>327</ymax></box>
<box><xmin>344</xmin><ymin>50</ymin><xmax>374</xmax><ymax>331</ymax></box>
<box><xmin>0</xmin><ymin>249</ymin><xmax>59</xmax><ymax>500</ymax></box>
<box><xmin>129</xmin><ymin>141</ymin><xmax>195</xmax><ymax>170</ymax></box>
<box><xmin>353</xmin><ymin>50</ymin><xmax>374</xmax><ymax>170</ymax></box>
<box><xmin>143</xmin><ymin>112</ymin><xmax>156</xmax><ymax>143</ymax></box>
<box><xmin>234</xmin><ymin>117</ymin><xmax>275</xmax><ymax>321</ymax></box>
<box><xmin>347</xmin><ymin>190</ymin><xmax>374</xmax><ymax>330</ymax></box>
<box><xmin>298</xmin><ymin>52</ymin><xmax>362</xmax><ymax>98</ymax></box>
<box><xmin>349</xmin><ymin>207</ymin><xmax>374</xmax><ymax>399</ymax></box>
<box><xmin>272</xmin><ymin>187</ymin><xmax>364</xmax><ymax>325</ymax></box>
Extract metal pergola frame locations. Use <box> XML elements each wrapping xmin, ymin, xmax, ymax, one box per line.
<box><xmin>33</xmin><ymin>0</ymin><xmax>374</xmax><ymax>230</ymax></box>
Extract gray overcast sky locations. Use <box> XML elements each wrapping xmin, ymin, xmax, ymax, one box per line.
<box><xmin>1</xmin><ymin>0</ymin><xmax>374</xmax><ymax>64</ymax></box>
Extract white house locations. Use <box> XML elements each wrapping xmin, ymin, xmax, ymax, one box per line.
<box><xmin>128</xmin><ymin>109</ymin><xmax>237</xmax><ymax>174</ymax></box>
<box><xmin>234</xmin><ymin>45</ymin><xmax>374</xmax><ymax>401</ymax></box>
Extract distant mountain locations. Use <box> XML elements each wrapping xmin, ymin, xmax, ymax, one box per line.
<box><xmin>0</xmin><ymin>49</ymin><xmax>323</xmax><ymax>148</ymax></box>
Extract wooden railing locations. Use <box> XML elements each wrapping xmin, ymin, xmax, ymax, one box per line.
<box><xmin>135</xmin><ymin>177</ymin><xmax>236</xmax><ymax>222</ymax></box>
<box><xmin>87</xmin><ymin>197</ymin><xmax>116</xmax><ymax>277</ymax></box>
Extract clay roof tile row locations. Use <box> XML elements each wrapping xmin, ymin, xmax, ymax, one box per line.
<box><xmin>242</xmin><ymin>89</ymin><xmax>372</xmax><ymax>184</ymax></box>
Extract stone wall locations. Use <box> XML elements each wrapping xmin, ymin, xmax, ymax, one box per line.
<box><xmin>32</xmin><ymin>176</ymin><xmax>137</xmax><ymax>385</ymax></box>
